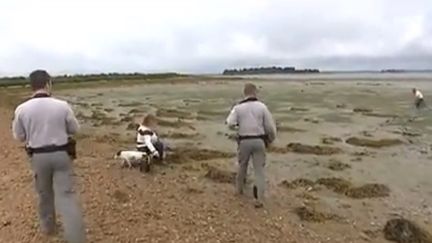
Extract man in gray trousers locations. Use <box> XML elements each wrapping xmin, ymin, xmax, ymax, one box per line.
<box><xmin>12</xmin><ymin>70</ymin><xmax>86</xmax><ymax>242</ymax></box>
<box><xmin>226</xmin><ymin>83</ymin><xmax>277</xmax><ymax>208</ymax></box>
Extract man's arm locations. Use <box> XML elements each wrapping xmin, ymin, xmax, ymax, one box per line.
<box><xmin>12</xmin><ymin>107</ymin><xmax>26</xmax><ymax>142</ymax></box>
<box><xmin>263</xmin><ymin>105</ymin><xmax>277</xmax><ymax>143</ymax></box>
<box><xmin>225</xmin><ymin>106</ymin><xmax>238</xmax><ymax>130</ymax></box>
<box><xmin>143</xmin><ymin>135</ymin><xmax>157</xmax><ymax>154</ymax></box>
<box><xmin>65</xmin><ymin>104</ymin><xmax>80</xmax><ymax>135</ymax></box>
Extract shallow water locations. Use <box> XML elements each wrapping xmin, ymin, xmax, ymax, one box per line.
<box><xmin>57</xmin><ymin>77</ymin><xmax>432</xmax><ymax>239</ymax></box>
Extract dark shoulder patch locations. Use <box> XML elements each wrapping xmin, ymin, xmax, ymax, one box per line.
<box><xmin>239</xmin><ymin>97</ymin><xmax>259</xmax><ymax>104</ymax></box>
<box><xmin>116</xmin><ymin>150</ymin><xmax>122</xmax><ymax>156</ymax></box>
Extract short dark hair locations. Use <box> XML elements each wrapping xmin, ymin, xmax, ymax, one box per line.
<box><xmin>243</xmin><ymin>83</ymin><xmax>257</xmax><ymax>96</ymax></box>
<box><xmin>29</xmin><ymin>70</ymin><xmax>51</xmax><ymax>90</ymax></box>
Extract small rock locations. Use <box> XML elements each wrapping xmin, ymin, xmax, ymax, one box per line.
<box><xmin>2</xmin><ymin>220</ymin><xmax>11</xmax><ymax>227</ymax></box>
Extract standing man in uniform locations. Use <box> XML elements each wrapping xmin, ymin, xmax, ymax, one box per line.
<box><xmin>225</xmin><ymin>83</ymin><xmax>277</xmax><ymax>208</ymax></box>
<box><xmin>12</xmin><ymin>70</ymin><xmax>86</xmax><ymax>243</ymax></box>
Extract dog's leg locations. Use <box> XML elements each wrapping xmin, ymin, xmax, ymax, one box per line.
<box><xmin>126</xmin><ymin>159</ymin><xmax>132</xmax><ymax>169</ymax></box>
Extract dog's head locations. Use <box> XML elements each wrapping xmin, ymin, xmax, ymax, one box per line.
<box><xmin>114</xmin><ymin>150</ymin><xmax>122</xmax><ymax>159</ymax></box>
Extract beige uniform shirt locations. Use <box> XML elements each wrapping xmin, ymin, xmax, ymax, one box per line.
<box><xmin>12</xmin><ymin>93</ymin><xmax>79</xmax><ymax>148</ymax></box>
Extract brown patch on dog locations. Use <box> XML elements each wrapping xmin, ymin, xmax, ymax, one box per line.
<box><xmin>346</xmin><ymin>137</ymin><xmax>403</xmax><ymax>148</ymax></box>
<box><xmin>384</xmin><ymin>218</ymin><xmax>432</xmax><ymax>243</ymax></box>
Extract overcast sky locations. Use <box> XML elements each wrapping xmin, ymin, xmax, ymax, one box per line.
<box><xmin>0</xmin><ymin>0</ymin><xmax>431</xmax><ymax>76</ymax></box>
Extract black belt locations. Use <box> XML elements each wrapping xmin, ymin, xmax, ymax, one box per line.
<box><xmin>238</xmin><ymin>135</ymin><xmax>267</xmax><ymax>140</ymax></box>
<box><xmin>237</xmin><ymin>135</ymin><xmax>269</xmax><ymax>148</ymax></box>
<box><xmin>27</xmin><ymin>144</ymin><xmax>69</xmax><ymax>154</ymax></box>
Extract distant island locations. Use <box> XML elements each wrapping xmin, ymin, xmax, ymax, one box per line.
<box><xmin>222</xmin><ymin>66</ymin><xmax>320</xmax><ymax>75</ymax></box>
<box><xmin>380</xmin><ymin>69</ymin><xmax>432</xmax><ymax>73</ymax></box>
<box><xmin>0</xmin><ymin>72</ymin><xmax>183</xmax><ymax>87</ymax></box>
<box><xmin>380</xmin><ymin>69</ymin><xmax>406</xmax><ymax>73</ymax></box>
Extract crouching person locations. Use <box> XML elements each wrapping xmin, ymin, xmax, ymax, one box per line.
<box><xmin>136</xmin><ymin>114</ymin><xmax>164</xmax><ymax>161</ymax></box>
<box><xmin>12</xmin><ymin>70</ymin><xmax>86</xmax><ymax>243</ymax></box>
<box><xmin>412</xmin><ymin>88</ymin><xmax>426</xmax><ymax>109</ymax></box>
<box><xmin>226</xmin><ymin>83</ymin><xmax>277</xmax><ymax>208</ymax></box>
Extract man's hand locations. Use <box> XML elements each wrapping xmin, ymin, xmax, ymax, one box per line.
<box><xmin>152</xmin><ymin>150</ymin><xmax>160</xmax><ymax>158</ymax></box>
<box><xmin>228</xmin><ymin>124</ymin><xmax>238</xmax><ymax>131</ymax></box>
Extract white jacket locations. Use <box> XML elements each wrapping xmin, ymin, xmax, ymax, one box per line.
<box><xmin>136</xmin><ymin>125</ymin><xmax>158</xmax><ymax>152</ymax></box>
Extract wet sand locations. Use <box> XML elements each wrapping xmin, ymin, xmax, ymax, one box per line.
<box><xmin>1</xmin><ymin>76</ymin><xmax>432</xmax><ymax>242</ymax></box>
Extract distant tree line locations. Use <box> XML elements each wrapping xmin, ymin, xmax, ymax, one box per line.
<box><xmin>222</xmin><ymin>66</ymin><xmax>319</xmax><ymax>75</ymax></box>
<box><xmin>0</xmin><ymin>72</ymin><xmax>184</xmax><ymax>87</ymax></box>
<box><xmin>380</xmin><ymin>69</ymin><xmax>405</xmax><ymax>73</ymax></box>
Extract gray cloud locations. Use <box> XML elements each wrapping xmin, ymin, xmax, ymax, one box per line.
<box><xmin>0</xmin><ymin>0</ymin><xmax>431</xmax><ymax>76</ymax></box>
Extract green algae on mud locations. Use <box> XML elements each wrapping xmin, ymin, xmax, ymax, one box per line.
<box><xmin>346</xmin><ymin>137</ymin><xmax>403</xmax><ymax>148</ymax></box>
<box><xmin>294</xmin><ymin>206</ymin><xmax>341</xmax><ymax>223</ymax></box>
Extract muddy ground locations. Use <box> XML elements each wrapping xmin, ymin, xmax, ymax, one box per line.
<box><xmin>1</xmin><ymin>76</ymin><xmax>432</xmax><ymax>242</ymax></box>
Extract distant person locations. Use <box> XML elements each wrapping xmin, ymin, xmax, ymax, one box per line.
<box><xmin>225</xmin><ymin>83</ymin><xmax>277</xmax><ymax>208</ymax></box>
<box><xmin>412</xmin><ymin>88</ymin><xmax>425</xmax><ymax>109</ymax></box>
<box><xmin>136</xmin><ymin>114</ymin><xmax>164</xmax><ymax>160</ymax></box>
<box><xmin>12</xmin><ymin>70</ymin><xmax>86</xmax><ymax>243</ymax></box>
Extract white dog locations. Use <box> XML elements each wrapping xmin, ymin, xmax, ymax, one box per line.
<box><xmin>114</xmin><ymin>150</ymin><xmax>148</xmax><ymax>168</ymax></box>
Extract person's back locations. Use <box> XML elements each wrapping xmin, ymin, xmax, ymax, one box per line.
<box><xmin>232</xmin><ymin>99</ymin><xmax>275</xmax><ymax>142</ymax></box>
<box><xmin>16</xmin><ymin>97</ymin><xmax>76</xmax><ymax>148</ymax></box>
<box><xmin>12</xmin><ymin>70</ymin><xmax>85</xmax><ymax>243</ymax></box>
<box><xmin>226</xmin><ymin>83</ymin><xmax>276</xmax><ymax>208</ymax></box>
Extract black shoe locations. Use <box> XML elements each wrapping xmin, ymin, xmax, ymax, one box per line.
<box><xmin>253</xmin><ymin>185</ymin><xmax>258</xmax><ymax>199</ymax></box>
